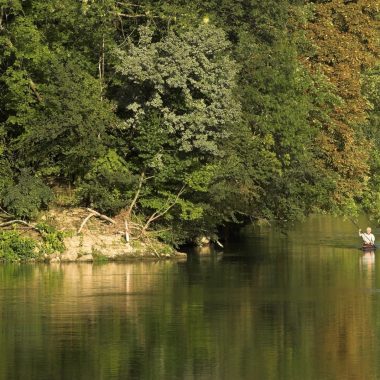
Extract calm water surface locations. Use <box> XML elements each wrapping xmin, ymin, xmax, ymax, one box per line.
<box><xmin>0</xmin><ymin>215</ymin><xmax>379</xmax><ymax>380</ymax></box>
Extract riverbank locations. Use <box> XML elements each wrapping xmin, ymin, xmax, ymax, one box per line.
<box><xmin>0</xmin><ymin>207</ymin><xmax>187</xmax><ymax>263</ymax></box>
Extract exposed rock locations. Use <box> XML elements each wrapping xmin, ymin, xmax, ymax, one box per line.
<box><xmin>50</xmin><ymin>257</ymin><xmax>61</xmax><ymax>263</ymax></box>
<box><xmin>63</xmin><ymin>236</ymin><xmax>82</xmax><ymax>253</ymax></box>
<box><xmin>77</xmin><ymin>254</ymin><xmax>93</xmax><ymax>262</ymax></box>
<box><xmin>175</xmin><ymin>252</ymin><xmax>187</xmax><ymax>259</ymax></box>
<box><xmin>60</xmin><ymin>251</ymin><xmax>78</xmax><ymax>262</ymax></box>
<box><xmin>124</xmin><ymin>243</ymin><xmax>134</xmax><ymax>253</ymax></box>
<box><xmin>43</xmin><ymin>208</ymin><xmax>188</xmax><ymax>262</ymax></box>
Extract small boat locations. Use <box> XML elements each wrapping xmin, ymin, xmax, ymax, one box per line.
<box><xmin>362</xmin><ymin>244</ymin><xmax>376</xmax><ymax>251</ymax></box>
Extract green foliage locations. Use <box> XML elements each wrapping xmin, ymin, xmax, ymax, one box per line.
<box><xmin>112</xmin><ymin>22</ymin><xmax>241</xmax><ymax>231</ymax></box>
<box><xmin>183</xmin><ymin>0</ymin><xmax>329</xmax><ymax>226</ymax></box>
<box><xmin>1</xmin><ymin>171</ymin><xmax>53</xmax><ymax>219</ymax></box>
<box><xmin>91</xmin><ymin>249</ymin><xmax>109</xmax><ymax>262</ymax></box>
<box><xmin>114</xmin><ymin>24</ymin><xmax>240</xmax><ymax>156</ymax></box>
<box><xmin>1</xmin><ymin>2</ymin><xmax>116</xmax><ymax>183</ymax></box>
<box><xmin>12</xmin><ymin>61</ymin><xmax>115</xmax><ymax>180</ymax></box>
<box><xmin>77</xmin><ymin>150</ymin><xmax>137</xmax><ymax>215</ymax></box>
<box><xmin>185</xmin><ymin>165</ymin><xmax>217</xmax><ymax>193</ymax></box>
<box><xmin>0</xmin><ymin>0</ymin><xmax>379</xmax><ymax>243</ymax></box>
<box><xmin>35</xmin><ymin>222</ymin><xmax>66</xmax><ymax>255</ymax></box>
<box><xmin>0</xmin><ymin>231</ymin><xmax>37</xmax><ymax>261</ymax></box>
<box><xmin>0</xmin><ymin>159</ymin><xmax>13</xmax><ymax>197</ymax></box>
<box><xmin>360</xmin><ymin>66</ymin><xmax>380</xmax><ymax>222</ymax></box>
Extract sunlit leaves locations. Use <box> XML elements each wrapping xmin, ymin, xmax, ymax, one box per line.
<box><xmin>114</xmin><ymin>24</ymin><xmax>241</xmax><ymax>156</ymax></box>
<box><xmin>304</xmin><ymin>0</ymin><xmax>380</xmax><ymax>209</ymax></box>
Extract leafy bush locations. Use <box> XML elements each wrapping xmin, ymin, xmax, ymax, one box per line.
<box><xmin>77</xmin><ymin>150</ymin><xmax>137</xmax><ymax>215</ymax></box>
<box><xmin>1</xmin><ymin>171</ymin><xmax>53</xmax><ymax>219</ymax></box>
<box><xmin>0</xmin><ymin>231</ymin><xmax>38</xmax><ymax>261</ymax></box>
<box><xmin>0</xmin><ymin>159</ymin><xmax>13</xmax><ymax>197</ymax></box>
<box><xmin>36</xmin><ymin>223</ymin><xmax>66</xmax><ymax>255</ymax></box>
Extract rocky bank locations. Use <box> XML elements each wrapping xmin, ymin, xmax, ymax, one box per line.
<box><xmin>41</xmin><ymin>208</ymin><xmax>187</xmax><ymax>263</ymax></box>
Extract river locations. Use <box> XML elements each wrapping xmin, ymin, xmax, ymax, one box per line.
<box><xmin>0</xmin><ymin>215</ymin><xmax>378</xmax><ymax>380</ymax></box>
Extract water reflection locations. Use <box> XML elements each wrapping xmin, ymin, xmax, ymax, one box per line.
<box><xmin>0</xmin><ymin>215</ymin><xmax>379</xmax><ymax>379</ymax></box>
<box><xmin>360</xmin><ymin>251</ymin><xmax>375</xmax><ymax>271</ymax></box>
<box><xmin>360</xmin><ymin>250</ymin><xmax>375</xmax><ymax>300</ymax></box>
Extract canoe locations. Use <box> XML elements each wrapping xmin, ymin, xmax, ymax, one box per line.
<box><xmin>362</xmin><ymin>244</ymin><xmax>376</xmax><ymax>251</ymax></box>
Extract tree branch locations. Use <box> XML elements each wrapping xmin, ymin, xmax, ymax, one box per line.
<box><xmin>111</xmin><ymin>12</ymin><xmax>158</xmax><ymax>18</ymax></box>
<box><xmin>29</xmin><ymin>79</ymin><xmax>43</xmax><ymax>102</ymax></box>
<box><xmin>77</xmin><ymin>209</ymin><xmax>116</xmax><ymax>234</ymax></box>
<box><xmin>78</xmin><ymin>212</ymin><xmax>96</xmax><ymax>234</ymax></box>
<box><xmin>124</xmin><ymin>220</ymin><xmax>130</xmax><ymax>243</ymax></box>
<box><xmin>0</xmin><ymin>220</ymin><xmax>40</xmax><ymax>232</ymax></box>
<box><xmin>126</xmin><ymin>172</ymin><xmax>145</xmax><ymax>217</ymax></box>
<box><xmin>86</xmin><ymin>208</ymin><xmax>116</xmax><ymax>224</ymax></box>
<box><xmin>116</xmin><ymin>2</ymin><xmax>145</xmax><ymax>8</ymax></box>
<box><xmin>0</xmin><ymin>207</ymin><xmax>13</xmax><ymax>217</ymax></box>
<box><xmin>141</xmin><ymin>186</ymin><xmax>186</xmax><ymax>234</ymax></box>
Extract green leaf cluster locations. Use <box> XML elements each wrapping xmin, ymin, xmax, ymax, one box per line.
<box><xmin>0</xmin><ymin>231</ymin><xmax>37</xmax><ymax>261</ymax></box>
<box><xmin>35</xmin><ymin>222</ymin><xmax>66</xmax><ymax>255</ymax></box>
<box><xmin>77</xmin><ymin>150</ymin><xmax>137</xmax><ymax>214</ymax></box>
<box><xmin>1</xmin><ymin>171</ymin><xmax>53</xmax><ymax>219</ymax></box>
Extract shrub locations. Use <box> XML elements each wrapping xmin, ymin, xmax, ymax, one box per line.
<box><xmin>36</xmin><ymin>223</ymin><xmax>66</xmax><ymax>255</ymax></box>
<box><xmin>0</xmin><ymin>231</ymin><xmax>38</xmax><ymax>261</ymax></box>
<box><xmin>77</xmin><ymin>150</ymin><xmax>137</xmax><ymax>215</ymax></box>
<box><xmin>2</xmin><ymin>171</ymin><xmax>53</xmax><ymax>219</ymax></box>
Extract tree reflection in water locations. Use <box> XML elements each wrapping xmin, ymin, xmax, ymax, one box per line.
<box><xmin>0</xmin><ymin>215</ymin><xmax>379</xmax><ymax>379</ymax></box>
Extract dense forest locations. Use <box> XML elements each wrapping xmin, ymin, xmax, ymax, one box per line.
<box><xmin>0</xmin><ymin>0</ymin><xmax>379</xmax><ymax>245</ymax></box>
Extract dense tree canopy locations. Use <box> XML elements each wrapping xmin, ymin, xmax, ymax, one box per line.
<box><xmin>0</xmin><ymin>0</ymin><xmax>379</xmax><ymax>243</ymax></box>
<box><xmin>304</xmin><ymin>0</ymin><xmax>380</xmax><ymax>211</ymax></box>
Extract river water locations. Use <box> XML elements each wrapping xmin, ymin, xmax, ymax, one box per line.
<box><xmin>0</xmin><ymin>215</ymin><xmax>379</xmax><ymax>380</ymax></box>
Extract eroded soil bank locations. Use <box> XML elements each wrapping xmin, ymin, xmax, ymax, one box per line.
<box><xmin>6</xmin><ymin>208</ymin><xmax>187</xmax><ymax>263</ymax></box>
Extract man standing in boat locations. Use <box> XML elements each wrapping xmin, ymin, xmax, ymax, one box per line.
<box><xmin>359</xmin><ymin>227</ymin><xmax>375</xmax><ymax>247</ymax></box>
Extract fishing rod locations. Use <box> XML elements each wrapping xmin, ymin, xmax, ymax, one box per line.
<box><xmin>349</xmin><ymin>217</ymin><xmax>360</xmax><ymax>229</ymax></box>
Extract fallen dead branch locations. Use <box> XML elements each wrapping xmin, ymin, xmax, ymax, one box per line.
<box><xmin>77</xmin><ymin>212</ymin><xmax>96</xmax><ymax>234</ymax></box>
<box><xmin>215</xmin><ymin>240</ymin><xmax>224</xmax><ymax>248</ymax></box>
<box><xmin>124</xmin><ymin>220</ymin><xmax>130</xmax><ymax>243</ymax></box>
<box><xmin>86</xmin><ymin>208</ymin><xmax>116</xmax><ymax>224</ymax></box>
<box><xmin>0</xmin><ymin>220</ymin><xmax>42</xmax><ymax>233</ymax></box>
<box><xmin>78</xmin><ymin>208</ymin><xmax>117</xmax><ymax>234</ymax></box>
<box><xmin>0</xmin><ymin>219</ymin><xmax>34</xmax><ymax>228</ymax></box>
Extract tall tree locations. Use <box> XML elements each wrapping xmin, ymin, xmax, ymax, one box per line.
<box><xmin>80</xmin><ymin>23</ymin><xmax>242</xmax><ymax>241</ymax></box>
<box><xmin>361</xmin><ymin>66</ymin><xmax>380</xmax><ymax>220</ymax></box>
<box><xmin>303</xmin><ymin>0</ymin><xmax>380</xmax><ymax>210</ymax></box>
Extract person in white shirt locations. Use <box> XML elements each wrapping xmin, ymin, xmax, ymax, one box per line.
<box><xmin>359</xmin><ymin>227</ymin><xmax>375</xmax><ymax>246</ymax></box>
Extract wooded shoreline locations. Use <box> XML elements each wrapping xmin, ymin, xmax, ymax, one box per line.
<box><xmin>0</xmin><ymin>1</ymin><xmax>379</xmax><ymax>260</ymax></box>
